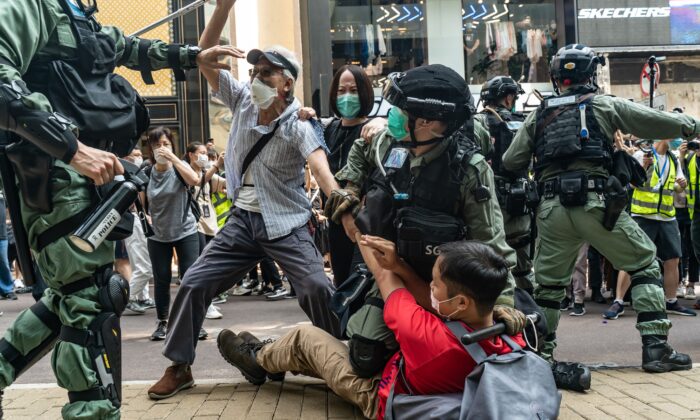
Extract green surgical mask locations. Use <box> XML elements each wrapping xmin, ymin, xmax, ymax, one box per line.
<box><xmin>336</xmin><ymin>93</ymin><xmax>361</xmax><ymax>119</ymax></box>
<box><xmin>387</xmin><ymin>107</ymin><xmax>409</xmax><ymax>140</ymax></box>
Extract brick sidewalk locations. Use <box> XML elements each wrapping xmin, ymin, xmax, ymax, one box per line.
<box><xmin>4</xmin><ymin>366</ymin><xmax>700</xmax><ymax>419</ymax></box>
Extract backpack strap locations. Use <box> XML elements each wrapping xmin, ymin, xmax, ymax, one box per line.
<box><xmin>446</xmin><ymin>321</ymin><xmax>488</xmax><ymax>365</ymax></box>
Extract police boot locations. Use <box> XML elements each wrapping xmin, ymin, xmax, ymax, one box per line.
<box><xmin>1</xmin><ymin>389</ymin><xmax>4</xmax><ymax>419</ymax></box>
<box><xmin>642</xmin><ymin>335</ymin><xmax>692</xmax><ymax>373</ymax></box>
<box><xmin>551</xmin><ymin>361</ymin><xmax>591</xmax><ymax>392</ymax></box>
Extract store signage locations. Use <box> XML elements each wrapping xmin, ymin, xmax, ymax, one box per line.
<box><xmin>578</xmin><ymin>7</ymin><xmax>671</xmax><ymax>19</ymax></box>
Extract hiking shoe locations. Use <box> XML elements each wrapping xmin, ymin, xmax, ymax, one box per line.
<box><xmin>212</xmin><ymin>293</ymin><xmax>228</xmax><ymax>304</ymax></box>
<box><xmin>569</xmin><ymin>303</ymin><xmax>586</xmax><ymax>316</ymax></box>
<box><xmin>560</xmin><ymin>297</ymin><xmax>572</xmax><ymax>311</ymax></box>
<box><xmin>642</xmin><ymin>335</ymin><xmax>692</xmax><ymax>373</ymax></box>
<box><xmin>666</xmin><ymin>300</ymin><xmax>697</xmax><ymax>316</ymax></box>
<box><xmin>148</xmin><ymin>364</ymin><xmax>194</xmax><ymax>400</ymax></box>
<box><xmin>0</xmin><ymin>291</ymin><xmax>17</xmax><ymax>300</ymax></box>
<box><xmin>217</xmin><ymin>329</ymin><xmax>268</xmax><ymax>385</ymax></box>
<box><xmin>138</xmin><ymin>298</ymin><xmax>156</xmax><ymax>309</ymax></box>
<box><xmin>199</xmin><ymin>328</ymin><xmax>208</xmax><ymax>340</ymax></box>
<box><xmin>206</xmin><ymin>305</ymin><xmax>223</xmax><ymax>319</ymax></box>
<box><xmin>603</xmin><ymin>301</ymin><xmax>625</xmax><ymax>320</ymax></box>
<box><xmin>551</xmin><ymin>361</ymin><xmax>591</xmax><ymax>392</ymax></box>
<box><xmin>265</xmin><ymin>287</ymin><xmax>289</xmax><ymax>301</ymax></box>
<box><xmin>151</xmin><ymin>320</ymin><xmax>167</xmax><ymax>341</ymax></box>
<box><xmin>677</xmin><ymin>285</ymin><xmax>686</xmax><ymax>298</ymax></box>
<box><xmin>685</xmin><ymin>286</ymin><xmax>696</xmax><ymax>300</ymax></box>
<box><xmin>238</xmin><ymin>331</ymin><xmax>284</xmax><ymax>381</ymax></box>
<box><xmin>125</xmin><ymin>300</ymin><xmax>146</xmax><ymax>314</ymax></box>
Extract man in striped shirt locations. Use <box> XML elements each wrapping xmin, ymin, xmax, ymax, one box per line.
<box><xmin>149</xmin><ymin>0</ymin><xmax>348</xmax><ymax>400</ymax></box>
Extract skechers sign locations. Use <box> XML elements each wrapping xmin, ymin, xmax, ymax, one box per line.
<box><xmin>578</xmin><ymin>7</ymin><xmax>671</xmax><ymax>19</ymax></box>
<box><xmin>577</xmin><ymin>0</ymin><xmax>700</xmax><ymax>47</ymax></box>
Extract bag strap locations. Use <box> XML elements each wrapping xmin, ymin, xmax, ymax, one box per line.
<box><xmin>446</xmin><ymin>321</ymin><xmax>489</xmax><ymax>364</ymax></box>
<box><xmin>241</xmin><ymin>121</ymin><xmax>281</xmax><ymax>177</ymax></box>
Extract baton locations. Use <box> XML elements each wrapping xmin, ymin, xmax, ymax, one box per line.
<box><xmin>130</xmin><ymin>0</ymin><xmax>208</xmax><ymax>37</ymax></box>
<box><xmin>461</xmin><ymin>313</ymin><xmax>540</xmax><ymax>344</ymax></box>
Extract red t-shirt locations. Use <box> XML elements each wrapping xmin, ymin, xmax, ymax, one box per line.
<box><xmin>375</xmin><ymin>288</ymin><xmax>526</xmax><ymax>420</ymax></box>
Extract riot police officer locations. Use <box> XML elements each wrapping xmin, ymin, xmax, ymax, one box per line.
<box><xmin>0</xmin><ymin>0</ymin><xmax>230</xmax><ymax>417</ymax></box>
<box><xmin>503</xmin><ymin>44</ymin><xmax>697</xmax><ymax>391</ymax></box>
<box><xmin>325</xmin><ymin>64</ymin><xmax>523</xmax><ymax>378</ymax></box>
<box><xmin>475</xmin><ymin>76</ymin><xmax>535</xmax><ymax>293</ymax></box>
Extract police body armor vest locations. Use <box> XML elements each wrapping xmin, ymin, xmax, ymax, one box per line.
<box><xmin>355</xmin><ymin>125</ymin><xmax>477</xmax><ymax>280</ymax></box>
<box><xmin>533</xmin><ymin>92</ymin><xmax>613</xmax><ymax>180</ymax></box>
<box><xmin>483</xmin><ymin>107</ymin><xmax>526</xmax><ymax>180</ymax></box>
<box><xmin>22</xmin><ymin>0</ymin><xmax>149</xmax><ymax>158</ymax></box>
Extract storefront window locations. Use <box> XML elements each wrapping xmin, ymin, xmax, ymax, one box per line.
<box><xmin>329</xmin><ymin>0</ymin><xmax>429</xmax><ymax>87</ymax></box>
<box><xmin>461</xmin><ymin>0</ymin><xmax>557</xmax><ymax>85</ymax></box>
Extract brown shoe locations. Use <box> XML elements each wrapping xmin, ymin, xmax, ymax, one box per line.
<box><xmin>148</xmin><ymin>364</ymin><xmax>194</xmax><ymax>400</ymax></box>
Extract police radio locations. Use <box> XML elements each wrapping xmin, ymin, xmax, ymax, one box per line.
<box><xmin>70</xmin><ymin>160</ymin><xmax>148</xmax><ymax>252</ymax></box>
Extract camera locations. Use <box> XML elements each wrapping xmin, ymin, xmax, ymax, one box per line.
<box><xmin>688</xmin><ymin>141</ymin><xmax>700</xmax><ymax>151</ymax></box>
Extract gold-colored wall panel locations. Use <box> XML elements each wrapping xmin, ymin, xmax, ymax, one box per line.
<box><xmin>99</xmin><ymin>0</ymin><xmax>175</xmax><ymax>97</ymax></box>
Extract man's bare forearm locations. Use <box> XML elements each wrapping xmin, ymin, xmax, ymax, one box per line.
<box><xmin>199</xmin><ymin>4</ymin><xmax>233</xmax><ymax>50</ymax></box>
<box><xmin>308</xmin><ymin>149</ymin><xmax>341</xmax><ymax>197</ymax></box>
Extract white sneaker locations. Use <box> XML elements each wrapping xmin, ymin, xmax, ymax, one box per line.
<box><xmin>205</xmin><ymin>304</ymin><xmax>223</xmax><ymax>319</ymax></box>
<box><xmin>677</xmin><ymin>285</ymin><xmax>686</xmax><ymax>298</ymax></box>
<box><xmin>685</xmin><ymin>286</ymin><xmax>697</xmax><ymax>300</ymax></box>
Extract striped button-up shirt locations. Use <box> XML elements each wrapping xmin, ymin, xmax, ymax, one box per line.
<box><xmin>214</xmin><ymin>71</ymin><xmax>327</xmax><ymax>239</ymax></box>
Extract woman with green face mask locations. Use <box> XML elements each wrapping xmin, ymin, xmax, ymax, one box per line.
<box><xmin>321</xmin><ymin>65</ymin><xmax>374</xmax><ymax>286</ymax></box>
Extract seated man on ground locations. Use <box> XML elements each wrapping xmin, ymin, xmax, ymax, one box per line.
<box><xmin>217</xmin><ymin>238</ymin><xmax>526</xmax><ymax>420</ymax></box>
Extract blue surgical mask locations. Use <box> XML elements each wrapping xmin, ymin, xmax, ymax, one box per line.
<box><xmin>336</xmin><ymin>93</ymin><xmax>361</xmax><ymax>119</ymax></box>
<box><xmin>387</xmin><ymin>107</ymin><xmax>409</xmax><ymax>140</ymax></box>
<box><xmin>670</xmin><ymin>138</ymin><xmax>683</xmax><ymax>149</ymax></box>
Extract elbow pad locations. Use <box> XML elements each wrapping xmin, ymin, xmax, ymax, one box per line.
<box><xmin>0</xmin><ymin>82</ymin><xmax>78</xmax><ymax>163</ymax></box>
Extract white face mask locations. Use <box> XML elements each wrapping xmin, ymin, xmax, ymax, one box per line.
<box><xmin>196</xmin><ymin>154</ymin><xmax>208</xmax><ymax>167</ymax></box>
<box><xmin>251</xmin><ymin>78</ymin><xmax>279</xmax><ymax>109</ymax></box>
<box><xmin>430</xmin><ymin>291</ymin><xmax>461</xmax><ymax>320</ymax></box>
<box><xmin>154</xmin><ymin>147</ymin><xmax>170</xmax><ymax>165</ymax></box>
<box><xmin>132</xmin><ymin>157</ymin><xmax>143</xmax><ymax>167</ymax></box>
<box><xmin>204</xmin><ymin>161</ymin><xmax>213</xmax><ymax>170</ymax></box>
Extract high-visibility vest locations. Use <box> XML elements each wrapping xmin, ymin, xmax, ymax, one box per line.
<box><xmin>631</xmin><ymin>152</ymin><xmax>677</xmax><ymax>217</ymax></box>
<box><xmin>688</xmin><ymin>154</ymin><xmax>698</xmax><ymax>219</ymax></box>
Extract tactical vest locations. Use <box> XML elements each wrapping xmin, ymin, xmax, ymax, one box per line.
<box><xmin>688</xmin><ymin>154</ymin><xmax>698</xmax><ymax>220</ymax></box>
<box><xmin>631</xmin><ymin>152</ymin><xmax>677</xmax><ymax>218</ymax></box>
<box><xmin>533</xmin><ymin>92</ymin><xmax>613</xmax><ymax>180</ymax></box>
<box><xmin>22</xmin><ymin>0</ymin><xmax>149</xmax><ymax>158</ymax></box>
<box><xmin>355</xmin><ymin>127</ymin><xmax>478</xmax><ymax>280</ymax></box>
<box><xmin>482</xmin><ymin>106</ymin><xmax>526</xmax><ymax>180</ymax></box>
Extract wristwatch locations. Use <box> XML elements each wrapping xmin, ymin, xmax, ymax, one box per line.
<box><xmin>187</xmin><ymin>46</ymin><xmax>202</xmax><ymax>67</ymax></box>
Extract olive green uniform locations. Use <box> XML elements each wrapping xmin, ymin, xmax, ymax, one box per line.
<box><xmin>474</xmin><ymin>112</ymin><xmax>534</xmax><ymax>291</ymax></box>
<box><xmin>502</xmin><ymin>93</ymin><xmax>700</xmax><ymax>361</ymax></box>
<box><xmin>0</xmin><ymin>1</ymin><xmax>195</xmax><ymax>418</ymax></box>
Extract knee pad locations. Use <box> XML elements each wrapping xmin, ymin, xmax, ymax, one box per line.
<box><xmin>98</xmin><ymin>273</ymin><xmax>129</xmax><ymax>316</ymax></box>
<box><xmin>60</xmin><ymin>312</ymin><xmax>122</xmax><ymax>408</ymax></box>
<box><xmin>349</xmin><ymin>335</ymin><xmax>390</xmax><ymax>378</ymax></box>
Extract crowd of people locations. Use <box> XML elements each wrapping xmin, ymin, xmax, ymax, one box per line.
<box><xmin>3</xmin><ymin>0</ymin><xmax>700</xmax><ymax>419</ymax></box>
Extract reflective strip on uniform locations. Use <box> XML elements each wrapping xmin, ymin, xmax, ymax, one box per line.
<box><xmin>630</xmin><ymin>199</ymin><xmax>675</xmax><ymax>213</ymax></box>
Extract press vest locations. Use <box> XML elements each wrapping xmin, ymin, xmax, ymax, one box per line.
<box><xmin>212</xmin><ymin>190</ymin><xmax>233</xmax><ymax>229</ymax></box>
<box><xmin>631</xmin><ymin>152</ymin><xmax>677</xmax><ymax>218</ymax></box>
<box><xmin>533</xmin><ymin>92</ymin><xmax>613</xmax><ymax>180</ymax></box>
<box><xmin>687</xmin><ymin>154</ymin><xmax>698</xmax><ymax>219</ymax></box>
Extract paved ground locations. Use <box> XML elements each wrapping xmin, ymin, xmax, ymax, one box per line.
<box><xmin>5</xmin><ymin>367</ymin><xmax>700</xmax><ymax>419</ymax></box>
<box><xmin>2</xmin><ymin>284</ymin><xmax>700</xmax><ymax>418</ymax></box>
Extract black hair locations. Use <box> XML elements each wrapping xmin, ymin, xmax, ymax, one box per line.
<box><xmin>437</xmin><ymin>241</ymin><xmax>509</xmax><ymax>316</ymax></box>
<box><xmin>329</xmin><ymin>65</ymin><xmax>374</xmax><ymax>119</ymax></box>
<box><xmin>184</xmin><ymin>141</ymin><xmax>205</xmax><ymax>163</ymax></box>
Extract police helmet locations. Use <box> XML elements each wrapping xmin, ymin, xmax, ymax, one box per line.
<box><xmin>480</xmin><ymin>76</ymin><xmax>525</xmax><ymax>104</ymax></box>
<box><xmin>550</xmin><ymin>44</ymin><xmax>605</xmax><ymax>86</ymax></box>
<box><xmin>383</xmin><ymin>64</ymin><xmax>473</xmax><ymax>133</ymax></box>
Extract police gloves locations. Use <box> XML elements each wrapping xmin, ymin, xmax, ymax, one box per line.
<box><xmin>493</xmin><ymin>305</ymin><xmax>527</xmax><ymax>336</ymax></box>
<box><xmin>324</xmin><ymin>186</ymin><xmax>361</xmax><ymax>224</ymax></box>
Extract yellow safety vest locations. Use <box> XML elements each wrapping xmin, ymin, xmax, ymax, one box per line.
<box><xmin>631</xmin><ymin>152</ymin><xmax>677</xmax><ymax>217</ymax></box>
<box><xmin>688</xmin><ymin>154</ymin><xmax>698</xmax><ymax>219</ymax></box>
<box><xmin>212</xmin><ymin>191</ymin><xmax>232</xmax><ymax>229</ymax></box>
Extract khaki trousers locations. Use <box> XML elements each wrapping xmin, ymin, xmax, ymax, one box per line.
<box><xmin>257</xmin><ymin>325</ymin><xmax>380</xmax><ymax>419</ymax></box>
